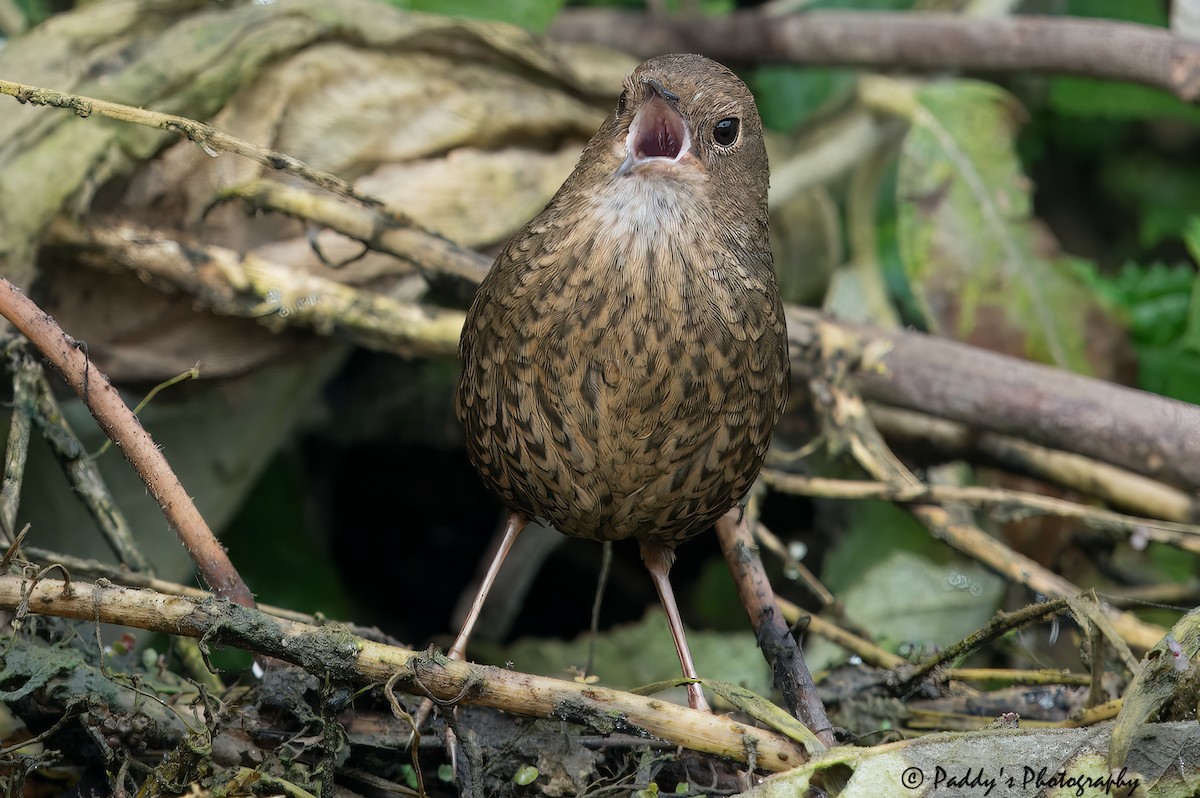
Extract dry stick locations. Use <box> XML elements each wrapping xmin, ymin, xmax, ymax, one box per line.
<box><xmin>0</xmin><ymin>79</ymin><xmax>378</xmax><ymax>208</ymax></box>
<box><xmin>0</xmin><ymin>575</ymin><xmax>808</xmax><ymax>772</ymax></box>
<box><xmin>946</xmin><ymin>668</ymin><xmax>1091</xmax><ymax>687</ymax></box>
<box><xmin>549</xmin><ymin>11</ymin><xmax>1200</xmax><ymax>103</ymax></box>
<box><xmin>21</xmin><ymin>544</ymin><xmax>401</xmax><ymax>648</ymax></box>
<box><xmin>19</xmin><ymin>546</ymin><xmax>312</xmax><ymax>625</ymax></box>
<box><xmin>786</xmin><ymin>306</ymin><xmax>1200</xmax><ymax>492</ymax></box>
<box><xmin>715</xmin><ymin>508</ymin><xmax>835</xmax><ymax>748</ymax></box>
<box><xmin>793</xmin><ymin>322</ymin><xmax>1168</xmax><ymax>653</ymax></box>
<box><xmin>25</xmin><ymin>362</ymin><xmax>149</xmax><ymax>573</ymax></box>
<box><xmin>760</xmin><ymin>472</ymin><xmax>1200</xmax><ymax>554</ymax></box>
<box><xmin>0</xmin><ymin>280</ymin><xmax>254</xmax><ymax>609</ymax></box>
<box><xmin>226</xmin><ymin>181</ymin><xmax>490</xmax><ymax>294</ymax></box>
<box><xmin>0</xmin><ymin>347</ymin><xmax>34</xmax><ymax>544</ymax></box>
<box><xmin>775</xmin><ymin>595</ymin><xmax>904</xmax><ymax>670</ymax></box>
<box><xmin>50</xmin><ymin>218</ymin><xmax>463</xmax><ymax>360</ymax></box>
<box><xmin>869</xmin><ymin>403</ymin><xmax>1197</xmax><ymax>523</ymax></box>
<box><xmin>910</xmin><ymin>503</ymin><xmax>1163</xmax><ymax>651</ymax></box>
<box><xmin>753</xmin><ymin>520</ymin><xmax>835</xmax><ymax>608</ymax></box>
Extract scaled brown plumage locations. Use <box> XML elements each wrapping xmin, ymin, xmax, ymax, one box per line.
<box><xmin>453</xmin><ymin>53</ymin><xmax>789</xmax><ymax>710</ymax></box>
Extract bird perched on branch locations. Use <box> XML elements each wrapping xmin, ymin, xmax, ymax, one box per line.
<box><xmin>454</xmin><ymin>53</ymin><xmax>789</xmax><ymax>711</ymax></box>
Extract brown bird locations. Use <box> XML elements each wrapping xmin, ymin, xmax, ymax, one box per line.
<box><xmin>453</xmin><ymin>53</ymin><xmax>789</xmax><ymax>711</ymax></box>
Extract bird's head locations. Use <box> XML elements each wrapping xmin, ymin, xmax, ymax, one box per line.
<box><xmin>596</xmin><ymin>54</ymin><xmax>769</xmax><ymax>207</ymax></box>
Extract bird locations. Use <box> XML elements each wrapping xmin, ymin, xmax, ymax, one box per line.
<box><xmin>453</xmin><ymin>53</ymin><xmax>789</xmax><ymax>712</ymax></box>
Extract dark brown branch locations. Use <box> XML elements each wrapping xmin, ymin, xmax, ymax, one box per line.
<box><xmin>715</xmin><ymin>509</ymin><xmax>835</xmax><ymax>748</ymax></box>
<box><xmin>786</xmin><ymin>306</ymin><xmax>1200</xmax><ymax>492</ymax></box>
<box><xmin>0</xmin><ymin>278</ymin><xmax>256</xmax><ymax>609</ymax></box>
<box><xmin>550</xmin><ymin>11</ymin><xmax>1200</xmax><ymax>103</ymax></box>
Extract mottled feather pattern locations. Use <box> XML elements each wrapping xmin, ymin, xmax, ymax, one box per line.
<box><xmin>456</xmin><ymin>53</ymin><xmax>789</xmax><ymax>549</ymax></box>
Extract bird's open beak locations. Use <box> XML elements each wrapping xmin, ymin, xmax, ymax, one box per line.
<box><xmin>617</xmin><ymin>84</ymin><xmax>691</xmax><ymax>176</ymax></box>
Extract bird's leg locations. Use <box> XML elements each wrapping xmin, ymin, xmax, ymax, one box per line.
<box><xmin>411</xmin><ymin>511</ymin><xmax>528</xmax><ymax>736</ymax></box>
<box><xmin>639</xmin><ymin>540</ymin><xmax>712</xmax><ymax>712</ymax></box>
<box><xmin>448</xmin><ymin>510</ymin><xmax>529</xmax><ymax>660</ymax></box>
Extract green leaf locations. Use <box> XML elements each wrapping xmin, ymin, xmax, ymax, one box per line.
<box><xmin>1069</xmin><ymin>257</ymin><xmax>1200</xmax><ymax>401</ymax></box>
<box><xmin>1133</xmin><ymin>344</ymin><xmax>1200</xmax><ymax>404</ymax></box>
<box><xmin>383</xmin><ymin>0</ymin><xmax>564</xmax><ymax>32</ymax></box>
<box><xmin>513</xmin><ymin>765</ymin><xmax>539</xmax><ymax>786</ymax></box>
<box><xmin>1049</xmin><ymin>78</ymin><xmax>1200</xmax><ymax>125</ymax></box>
<box><xmin>751</xmin><ymin>67</ymin><xmax>857</xmax><ymax>132</ymax></box>
<box><xmin>1101</xmin><ymin>158</ymin><xmax>1200</xmax><ymax>247</ymax></box>
<box><xmin>1064</xmin><ymin>0</ymin><xmax>1166</xmax><ymax>25</ymax></box>
<box><xmin>894</xmin><ymin>79</ymin><xmax>1114</xmax><ymax>374</ymax></box>
<box><xmin>831</xmin><ymin>551</ymin><xmax>1004</xmax><ymax>653</ymax></box>
<box><xmin>699</xmin><ymin>679</ymin><xmax>827</xmax><ymax>755</ymax></box>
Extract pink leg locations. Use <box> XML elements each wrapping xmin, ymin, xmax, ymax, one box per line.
<box><xmin>448</xmin><ymin>511</ymin><xmax>528</xmax><ymax>660</ymax></box>
<box><xmin>412</xmin><ymin>512</ymin><xmax>529</xmax><ymax>734</ymax></box>
<box><xmin>640</xmin><ymin>540</ymin><xmax>712</xmax><ymax>712</ymax></box>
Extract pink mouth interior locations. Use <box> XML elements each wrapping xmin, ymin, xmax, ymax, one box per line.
<box><xmin>635</xmin><ymin>99</ymin><xmax>685</xmax><ymax>159</ymax></box>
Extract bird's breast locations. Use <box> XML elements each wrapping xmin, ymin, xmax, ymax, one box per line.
<box><xmin>458</xmin><ymin>174</ymin><xmax>784</xmax><ymax>544</ymax></box>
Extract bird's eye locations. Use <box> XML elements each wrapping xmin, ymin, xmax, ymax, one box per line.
<box><xmin>713</xmin><ymin>117</ymin><xmax>740</xmax><ymax>147</ymax></box>
<box><xmin>617</xmin><ymin>90</ymin><xmax>628</xmax><ymax>115</ymax></box>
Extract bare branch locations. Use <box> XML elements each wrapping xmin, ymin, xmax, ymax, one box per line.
<box><xmin>0</xmin><ymin>574</ymin><xmax>809</xmax><ymax>772</ymax></box>
<box><xmin>787</xmin><ymin>306</ymin><xmax>1200</xmax><ymax>492</ymax></box>
<box><xmin>0</xmin><ymin>279</ymin><xmax>255</xmax><ymax>609</ymax></box>
<box><xmin>761</xmin><ymin>472</ymin><xmax>1200</xmax><ymax>554</ymax></box>
<box><xmin>23</xmin><ymin>360</ymin><xmax>149</xmax><ymax>572</ymax></box>
<box><xmin>869</xmin><ymin>404</ymin><xmax>1198</xmax><ymax>523</ymax></box>
<box><xmin>550</xmin><ymin>11</ymin><xmax>1200</xmax><ymax>103</ymax></box>
<box><xmin>715</xmin><ymin>507</ymin><xmax>834</xmax><ymax>747</ymax></box>
<box><xmin>48</xmin><ymin>218</ymin><xmax>464</xmax><ymax>359</ymax></box>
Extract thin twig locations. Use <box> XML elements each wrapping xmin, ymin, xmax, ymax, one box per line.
<box><xmin>91</xmin><ymin>365</ymin><xmax>200</xmax><ymax>459</ymax></box>
<box><xmin>0</xmin><ymin>279</ymin><xmax>255</xmax><ymax>609</ymax></box>
<box><xmin>946</xmin><ymin>668</ymin><xmax>1092</xmax><ymax>687</ymax></box>
<box><xmin>0</xmin><ymin>79</ymin><xmax>380</xmax><ymax>208</ymax></box>
<box><xmin>550</xmin><ymin>11</ymin><xmax>1200</xmax><ymax>103</ymax></box>
<box><xmin>761</xmin><ymin>472</ymin><xmax>1200</xmax><ymax>553</ymax></box>
<box><xmin>869</xmin><ymin>403</ymin><xmax>1197</xmax><ymax>523</ymax></box>
<box><xmin>896</xmin><ymin>598</ymin><xmax>1072</xmax><ymax>691</ymax></box>
<box><xmin>752</xmin><ymin>520</ymin><xmax>834</xmax><ymax>607</ymax></box>
<box><xmin>0</xmin><ymin>344</ymin><xmax>34</xmax><ymax>544</ymax></box>
<box><xmin>24</xmin><ymin>363</ymin><xmax>149</xmax><ymax>573</ymax></box>
<box><xmin>775</xmin><ymin>596</ymin><xmax>905</xmax><ymax>670</ymax></box>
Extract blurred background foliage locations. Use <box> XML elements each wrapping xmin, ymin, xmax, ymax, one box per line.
<box><xmin>2</xmin><ymin>0</ymin><xmax>1196</xmax><ymax>692</ymax></box>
